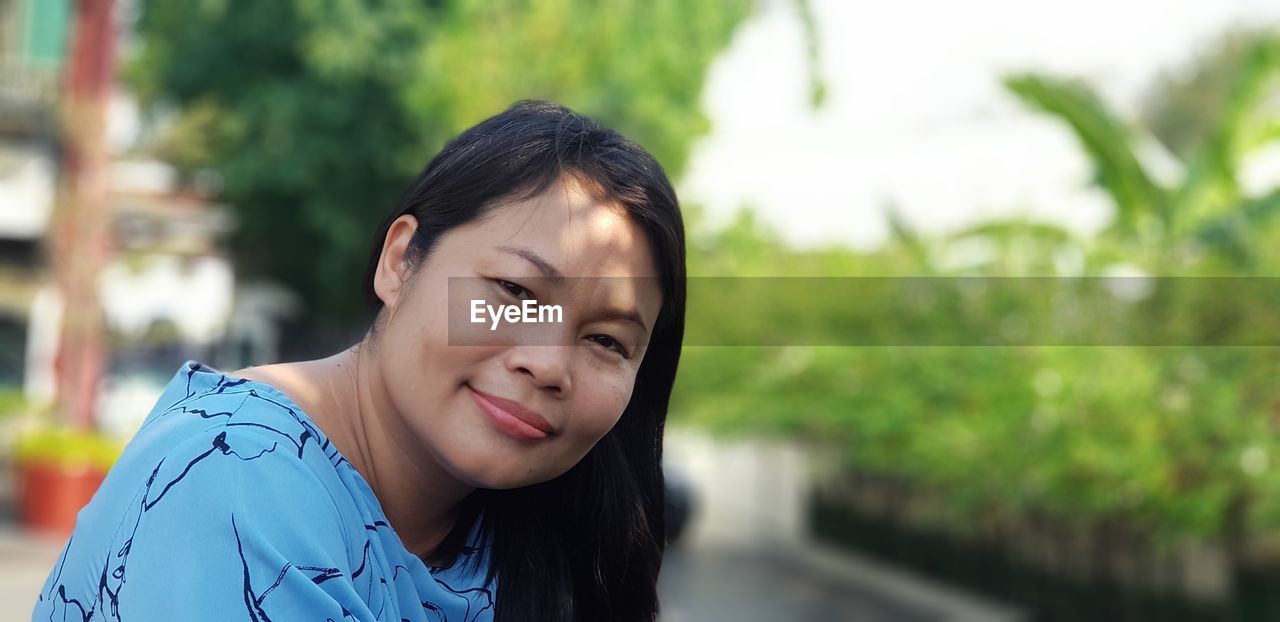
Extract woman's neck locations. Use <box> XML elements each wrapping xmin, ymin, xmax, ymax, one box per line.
<box><xmin>342</xmin><ymin>342</ymin><xmax>476</xmax><ymax>556</ymax></box>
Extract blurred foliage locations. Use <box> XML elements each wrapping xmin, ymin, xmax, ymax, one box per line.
<box><xmin>792</xmin><ymin>0</ymin><xmax>827</xmax><ymax>109</ymax></box>
<box><xmin>1143</xmin><ymin>28</ymin><xmax>1280</xmax><ymax>161</ymax></box>
<box><xmin>0</xmin><ymin>387</ymin><xmax>26</xmax><ymax>418</ymax></box>
<box><xmin>1003</xmin><ymin>32</ymin><xmax>1280</xmax><ymax>273</ymax></box>
<box><xmin>673</xmin><ymin>28</ymin><xmax>1280</xmax><ymax>549</ymax></box>
<box><xmin>12</xmin><ymin>425</ymin><xmax>124</xmax><ymax>471</ymax></box>
<box><xmin>1003</xmin><ymin>41</ymin><xmax>1280</xmax><ymax>275</ymax></box>
<box><xmin>128</xmin><ymin>0</ymin><xmax>756</xmax><ymax>340</ymax></box>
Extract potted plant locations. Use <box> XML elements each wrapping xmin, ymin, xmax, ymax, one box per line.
<box><xmin>11</xmin><ymin>423</ymin><xmax>123</xmax><ymax>538</ymax></box>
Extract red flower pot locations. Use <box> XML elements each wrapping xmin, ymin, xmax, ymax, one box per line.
<box><xmin>16</xmin><ymin>460</ymin><xmax>107</xmax><ymax>538</ymax></box>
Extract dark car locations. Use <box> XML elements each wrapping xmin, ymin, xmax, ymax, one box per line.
<box><xmin>664</xmin><ymin>464</ymin><xmax>697</xmax><ymax>548</ymax></box>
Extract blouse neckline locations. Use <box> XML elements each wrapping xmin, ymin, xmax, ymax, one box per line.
<box><xmin>181</xmin><ymin>360</ymin><xmax>483</xmax><ymax>570</ymax></box>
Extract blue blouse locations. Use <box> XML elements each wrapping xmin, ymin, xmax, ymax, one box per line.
<box><xmin>33</xmin><ymin>360</ymin><xmax>497</xmax><ymax>621</ymax></box>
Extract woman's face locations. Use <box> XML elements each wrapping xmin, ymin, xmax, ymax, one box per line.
<box><xmin>371</xmin><ymin>176</ymin><xmax>663</xmax><ymax>489</ymax></box>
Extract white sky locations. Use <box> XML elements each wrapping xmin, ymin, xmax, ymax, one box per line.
<box><xmin>680</xmin><ymin>0</ymin><xmax>1280</xmax><ymax>250</ymax></box>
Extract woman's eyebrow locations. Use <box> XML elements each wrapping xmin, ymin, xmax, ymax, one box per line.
<box><xmin>495</xmin><ymin>245</ymin><xmax>565</xmax><ymax>283</ymax></box>
<box><xmin>496</xmin><ymin>244</ymin><xmax>650</xmax><ymax>331</ymax></box>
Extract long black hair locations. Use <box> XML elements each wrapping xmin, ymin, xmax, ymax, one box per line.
<box><xmin>361</xmin><ymin>100</ymin><xmax>686</xmax><ymax>621</ymax></box>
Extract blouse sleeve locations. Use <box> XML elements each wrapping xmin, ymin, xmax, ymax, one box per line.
<box><xmin>109</xmin><ymin>426</ymin><xmax>371</xmax><ymax>621</ymax></box>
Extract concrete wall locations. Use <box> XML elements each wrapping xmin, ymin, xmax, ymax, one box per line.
<box><xmin>664</xmin><ymin>425</ymin><xmax>819</xmax><ymax>549</ymax></box>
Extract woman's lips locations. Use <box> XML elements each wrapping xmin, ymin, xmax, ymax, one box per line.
<box><xmin>468</xmin><ymin>386</ymin><xmax>556</xmax><ymax>440</ymax></box>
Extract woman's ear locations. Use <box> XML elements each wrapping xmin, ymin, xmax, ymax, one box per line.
<box><xmin>373</xmin><ymin>214</ymin><xmax>419</xmax><ymax>310</ymax></box>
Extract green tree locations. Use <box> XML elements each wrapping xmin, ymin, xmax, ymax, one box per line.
<box><xmin>129</xmin><ymin>0</ymin><xmax>755</xmax><ymax>349</ymax></box>
<box><xmin>670</xmin><ymin>30</ymin><xmax>1280</xmax><ymax>559</ymax></box>
<box><xmin>1142</xmin><ymin>28</ymin><xmax>1279</xmax><ymax>161</ymax></box>
<box><xmin>1003</xmin><ymin>31</ymin><xmax>1280</xmax><ymax>273</ymax></box>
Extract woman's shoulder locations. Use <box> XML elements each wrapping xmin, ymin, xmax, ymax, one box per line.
<box><xmin>91</xmin><ymin>360</ymin><xmax>354</xmax><ymax>534</ymax></box>
<box><xmin>131</xmin><ymin>360</ymin><xmax>343</xmax><ymax>473</ymax></box>
<box><xmin>33</xmin><ymin>363</ymin><xmax>370</xmax><ymax>621</ymax></box>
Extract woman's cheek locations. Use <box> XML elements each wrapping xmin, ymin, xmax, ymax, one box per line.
<box><xmin>443</xmin><ymin>283</ymin><xmax>493</xmax><ymax>347</ymax></box>
<box><xmin>584</xmin><ymin>372</ymin><xmax>637</xmax><ymax>435</ymax></box>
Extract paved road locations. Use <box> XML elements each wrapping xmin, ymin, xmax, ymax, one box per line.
<box><xmin>659</xmin><ymin>542</ymin><xmax>1024</xmax><ymax>622</ymax></box>
<box><xmin>0</xmin><ymin>526</ymin><xmax>64</xmax><ymax>621</ymax></box>
<box><xmin>660</xmin><ymin>545</ymin><xmax>937</xmax><ymax>622</ymax></box>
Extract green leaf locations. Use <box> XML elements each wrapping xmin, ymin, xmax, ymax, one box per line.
<box><xmin>1004</xmin><ymin>73</ymin><xmax>1169</xmax><ymax>236</ymax></box>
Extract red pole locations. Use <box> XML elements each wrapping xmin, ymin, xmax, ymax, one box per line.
<box><xmin>51</xmin><ymin>0</ymin><xmax>116</xmax><ymax>430</ymax></box>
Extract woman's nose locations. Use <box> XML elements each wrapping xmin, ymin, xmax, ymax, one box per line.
<box><xmin>505</xmin><ymin>345</ymin><xmax>573</xmax><ymax>395</ymax></box>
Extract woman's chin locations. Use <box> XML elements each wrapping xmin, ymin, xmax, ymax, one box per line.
<box><xmin>442</xmin><ymin>454</ymin><xmax>541</xmax><ymax>491</ymax></box>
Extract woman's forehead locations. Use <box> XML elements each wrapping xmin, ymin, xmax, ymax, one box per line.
<box><xmin>466</xmin><ymin>182</ymin><xmax>659</xmax><ymax>279</ymax></box>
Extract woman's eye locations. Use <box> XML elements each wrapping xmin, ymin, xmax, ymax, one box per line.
<box><xmin>588</xmin><ymin>334</ymin><xmax>630</xmax><ymax>359</ymax></box>
<box><xmin>495</xmin><ymin>279</ymin><xmax>531</xmax><ymax>299</ymax></box>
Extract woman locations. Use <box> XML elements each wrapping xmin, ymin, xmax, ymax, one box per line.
<box><xmin>33</xmin><ymin>100</ymin><xmax>686</xmax><ymax>622</ymax></box>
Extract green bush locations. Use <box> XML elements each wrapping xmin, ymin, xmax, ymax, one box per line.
<box><xmin>12</xmin><ymin>425</ymin><xmax>123</xmax><ymax>472</ymax></box>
